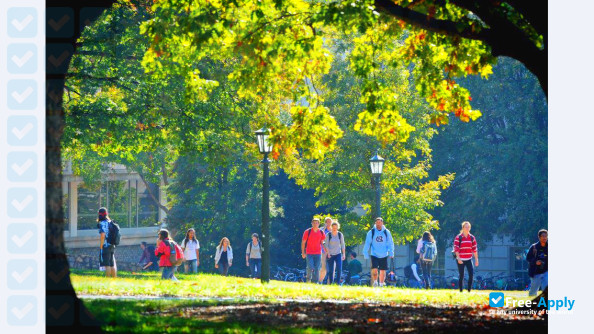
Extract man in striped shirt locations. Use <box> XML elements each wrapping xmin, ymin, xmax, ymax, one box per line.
<box><xmin>453</xmin><ymin>221</ymin><xmax>479</xmax><ymax>292</ymax></box>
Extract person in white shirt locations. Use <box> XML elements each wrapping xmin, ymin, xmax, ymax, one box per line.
<box><xmin>182</xmin><ymin>228</ymin><xmax>200</xmax><ymax>273</ymax></box>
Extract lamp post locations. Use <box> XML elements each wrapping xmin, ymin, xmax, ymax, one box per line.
<box><xmin>369</xmin><ymin>152</ymin><xmax>385</xmax><ymax>218</ymax></box>
<box><xmin>255</xmin><ymin>128</ymin><xmax>273</xmax><ymax>283</ymax></box>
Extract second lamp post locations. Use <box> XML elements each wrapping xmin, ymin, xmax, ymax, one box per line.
<box><xmin>369</xmin><ymin>152</ymin><xmax>385</xmax><ymax>218</ymax></box>
<box><xmin>255</xmin><ymin>128</ymin><xmax>273</xmax><ymax>283</ymax></box>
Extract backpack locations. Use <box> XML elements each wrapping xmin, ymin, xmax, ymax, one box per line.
<box><xmin>168</xmin><ymin>240</ymin><xmax>184</xmax><ymax>266</ymax></box>
<box><xmin>421</xmin><ymin>241</ymin><xmax>437</xmax><ymax>262</ymax></box>
<box><xmin>451</xmin><ymin>234</ymin><xmax>475</xmax><ymax>259</ymax></box>
<box><xmin>248</xmin><ymin>239</ymin><xmax>262</xmax><ymax>255</ymax></box>
<box><xmin>368</xmin><ymin>228</ymin><xmax>388</xmax><ymax>254</ymax></box>
<box><xmin>107</xmin><ymin>220</ymin><xmax>121</xmax><ymax>246</ymax></box>
<box><xmin>304</xmin><ymin>228</ymin><xmax>324</xmax><ymax>250</ymax></box>
<box><xmin>371</xmin><ymin>228</ymin><xmax>388</xmax><ymax>240</ymax></box>
<box><xmin>328</xmin><ymin>232</ymin><xmax>343</xmax><ymax>242</ymax></box>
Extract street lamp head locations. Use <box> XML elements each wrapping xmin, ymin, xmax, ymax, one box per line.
<box><xmin>369</xmin><ymin>152</ymin><xmax>385</xmax><ymax>176</ymax></box>
<box><xmin>255</xmin><ymin>127</ymin><xmax>273</xmax><ymax>154</ymax></box>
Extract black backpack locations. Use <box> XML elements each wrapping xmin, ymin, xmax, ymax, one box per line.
<box><xmin>107</xmin><ymin>220</ymin><xmax>121</xmax><ymax>246</ymax></box>
<box><xmin>368</xmin><ymin>228</ymin><xmax>389</xmax><ymax>255</ymax></box>
<box><xmin>371</xmin><ymin>228</ymin><xmax>388</xmax><ymax>240</ymax></box>
<box><xmin>304</xmin><ymin>228</ymin><xmax>324</xmax><ymax>250</ymax></box>
<box><xmin>451</xmin><ymin>234</ymin><xmax>475</xmax><ymax>259</ymax></box>
<box><xmin>328</xmin><ymin>232</ymin><xmax>343</xmax><ymax>242</ymax></box>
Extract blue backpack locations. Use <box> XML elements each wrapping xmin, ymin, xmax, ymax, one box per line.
<box><xmin>421</xmin><ymin>241</ymin><xmax>437</xmax><ymax>262</ymax></box>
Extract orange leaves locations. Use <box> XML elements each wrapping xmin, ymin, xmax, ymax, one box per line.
<box><xmin>271</xmin><ymin>149</ymin><xmax>280</xmax><ymax>160</ymax></box>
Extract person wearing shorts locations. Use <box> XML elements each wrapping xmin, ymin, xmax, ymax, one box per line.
<box><xmin>363</xmin><ymin>217</ymin><xmax>394</xmax><ymax>287</ymax></box>
<box><xmin>97</xmin><ymin>207</ymin><xmax>116</xmax><ymax>278</ymax></box>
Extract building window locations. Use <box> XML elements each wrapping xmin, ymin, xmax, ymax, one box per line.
<box><xmin>77</xmin><ymin>180</ymin><xmax>160</xmax><ymax>230</ymax></box>
<box><xmin>136</xmin><ymin>180</ymin><xmax>160</xmax><ymax>227</ymax></box>
<box><xmin>511</xmin><ymin>247</ymin><xmax>531</xmax><ymax>290</ymax></box>
<box><xmin>63</xmin><ymin>182</ymin><xmax>70</xmax><ymax>230</ymax></box>
<box><xmin>77</xmin><ymin>183</ymin><xmax>101</xmax><ymax>230</ymax></box>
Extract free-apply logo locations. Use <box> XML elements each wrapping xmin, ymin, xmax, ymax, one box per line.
<box><xmin>489</xmin><ymin>292</ymin><xmax>505</xmax><ymax>307</ymax></box>
<box><xmin>488</xmin><ymin>292</ymin><xmax>576</xmax><ymax>311</ymax></box>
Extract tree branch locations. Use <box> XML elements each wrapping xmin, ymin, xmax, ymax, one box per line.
<box><xmin>138</xmin><ymin>172</ymin><xmax>170</xmax><ymax>215</ymax></box>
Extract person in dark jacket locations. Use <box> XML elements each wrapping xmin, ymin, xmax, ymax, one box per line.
<box><xmin>526</xmin><ymin>229</ymin><xmax>548</xmax><ymax>296</ymax></box>
<box><xmin>346</xmin><ymin>252</ymin><xmax>363</xmax><ymax>284</ymax></box>
<box><xmin>138</xmin><ymin>242</ymin><xmax>158</xmax><ymax>271</ymax></box>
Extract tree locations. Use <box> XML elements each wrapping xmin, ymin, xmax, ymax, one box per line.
<box><xmin>374</xmin><ymin>0</ymin><xmax>547</xmax><ymax>95</ymax></box>
<box><xmin>430</xmin><ymin>57</ymin><xmax>547</xmax><ymax>246</ymax></box>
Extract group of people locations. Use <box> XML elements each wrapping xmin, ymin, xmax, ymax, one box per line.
<box><xmin>97</xmin><ymin>206</ymin><xmax>548</xmax><ymax>296</ymax></box>
<box><xmin>150</xmin><ymin>230</ymin><xmax>263</xmax><ymax>280</ymax></box>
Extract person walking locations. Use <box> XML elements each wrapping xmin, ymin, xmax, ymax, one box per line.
<box><xmin>182</xmin><ymin>228</ymin><xmax>200</xmax><ymax>274</ymax></box>
<box><xmin>363</xmin><ymin>217</ymin><xmax>395</xmax><ymax>287</ymax></box>
<box><xmin>526</xmin><ymin>229</ymin><xmax>548</xmax><ymax>296</ymax></box>
<box><xmin>246</xmin><ymin>233</ymin><xmax>262</xmax><ymax>279</ymax></box>
<box><xmin>419</xmin><ymin>231</ymin><xmax>437</xmax><ymax>289</ymax></box>
<box><xmin>214</xmin><ymin>237</ymin><xmax>233</xmax><ymax>276</ymax></box>
<box><xmin>319</xmin><ymin>217</ymin><xmax>333</xmax><ymax>284</ymax></box>
<box><xmin>453</xmin><ymin>221</ymin><xmax>479</xmax><ymax>292</ymax></box>
<box><xmin>155</xmin><ymin>229</ymin><xmax>178</xmax><ymax>281</ymax></box>
<box><xmin>301</xmin><ymin>218</ymin><xmax>326</xmax><ymax>283</ymax></box>
<box><xmin>323</xmin><ymin>221</ymin><xmax>346</xmax><ymax>284</ymax></box>
<box><xmin>97</xmin><ymin>207</ymin><xmax>117</xmax><ymax>278</ymax></box>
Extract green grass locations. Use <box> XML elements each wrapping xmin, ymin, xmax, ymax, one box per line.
<box><xmin>82</xmin><ymin>299</ymin><xmax>329</xmax><ymax>333</ymax></box>
<box><xmin>71</xmin><ymin>269</ymin><xmax>532</xmax><ymax>306</ymax></box>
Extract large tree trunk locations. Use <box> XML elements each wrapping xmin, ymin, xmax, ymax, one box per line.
<box><xmin>47</xmin><ymin>1</ymin><xmax>116</xmax><ymax>332</ymax></box>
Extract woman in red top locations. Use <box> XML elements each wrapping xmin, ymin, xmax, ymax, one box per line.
<box><xmin>155</xmin><ymin>229</ymin><xmax>177</xmax><ymax>280</ymax></box>
<box><xmin>453</xmin><ymin>221</ymin><xmax>479</xmax><ymax>292</ymax></box>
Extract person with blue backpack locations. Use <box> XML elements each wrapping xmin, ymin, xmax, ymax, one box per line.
<box><xmin>363</xmin><ymin>217</ymin><xmax>395</xmax><ymax>287</ymax></box>
<box><xmin>419</xmin><ymin>231</ymin><xmax>437</xmax><ymax>289</ymax></box>
<box><xmin>97</xmin><ymin>207</ymin><xmax>119</xmax><ymax>278</ymax></box>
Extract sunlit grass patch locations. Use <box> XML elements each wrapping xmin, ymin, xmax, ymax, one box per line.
<box><xmin>71</xmin><ymin>269</ymin><xmax>532</xmax><ymax>306</ymax></box>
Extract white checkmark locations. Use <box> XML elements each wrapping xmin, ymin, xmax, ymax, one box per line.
<box><xmin>11</xmin><ymin>51</ymin><xmax>34</xmax><ymax>68</ymax></box>
<box><xmin>49</xmin><ymin>51</ymin><xmax>70</xmax><ymax>67</ymax></box>
<box><xmin>12</xmin><ymin>159</ymin><xmax>34</xmax><ymax>176</ymax></box>
<box><xmin>12</xmin><ymin>267</ymin><xmax>34</xmax><ymax>284</ymax></box>
<box><xmin>48</xmin><ymin>15</ymin><xmax>70</xmax><ymax>31</ymax></box>
<box><xmin>491</xmin><ymin>296</ymin><xmax>502</xmax><ymax>304</ymax></box>
<box><xmin>11</xmin><ymin>15</ymin><xmax>34</xmax><ymax>31</ymax></box>
<box><xmin>11</xmin><ymin>195</ymin><xmax>33</xmax><ymax>212</ymax></box>
<box><xmin>12</xmin><ymin>231</ymin><xmax>34</xmax><ymax>247</ymax></box>
<box><xmin>11</xmin><ymin>87</ymin><xmax>34</xmax><ymax>104</ymax></box>
<box><xmin>12</xmin><ymin>123</ymin><xmax>34</xmax><ymax>140</ymax></box>
<box><xmin>49</xmin><ymin>304</ymin><xmax>70</xmax><ymax>319</ymax></box>
<box><xmin>11</xmin><ymin>303</ymin><xmax>33</xmax><ymax>320</ymax></box>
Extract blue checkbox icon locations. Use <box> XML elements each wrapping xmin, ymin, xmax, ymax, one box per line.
<box><xmin>8</xmin><ymin>260</ymin><xmax>38</xmax><ymax>290</ymax></box>
<box><xmin>8</xmin><ymin>8</ymin><xmax>38</xmax><ymax>38</ymax></box>
<box><xmin>7</xmin><ymin>116</ymin><xmax>38</xmax><ymax>146</ymax></box>
<box><xmin>8</xmin><ymin>152</ymin><xmax>37</xmax><ymax>182</ymax></box>
<box><xmin>7</xmin><ymin>80</ymin><xmax>37</xmax><ymax>110</ymax></box>
<box><xmin>8</xmin><ymin>224</ymin><xmax>37</xmax><ymax>254</ymax></box>
<box><xmin>7</xmin><ymin>295</ymin><xmax>37</xmax><ymax>326</ymax></box>
<box><xmin>7</xmin><ymin>188</ymin><xmax>37</xmax><ymax>218</ymax></box>
<box><xmin>489</xmin><ymin>292</ymin><xmax>505</xmax><ymax>307</ymax></box>
<box><xmin>8</xmin><ymin>44</ymin><xmax>37</xmax><ymax>74</ymax></box>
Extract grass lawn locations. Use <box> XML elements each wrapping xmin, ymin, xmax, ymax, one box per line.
<box><xmin>73</xmin><ymin>270</ymin><xmax>543</xmax><ymax>333</ymax></box>
<box><xmin>72</xmin><ymin>269</ymin><xmax>533</xmax><ymax>306</ymax></box>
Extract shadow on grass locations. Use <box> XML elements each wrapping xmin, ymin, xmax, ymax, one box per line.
<box><xmin>82</xmin><ymin>298</ymin><xmax>546</xmax><ymax>333</ymax></box>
